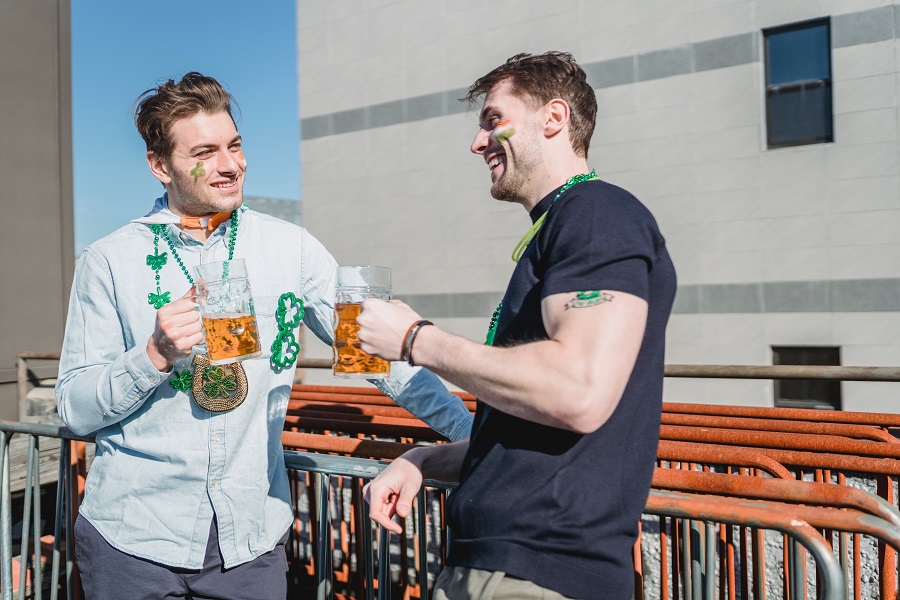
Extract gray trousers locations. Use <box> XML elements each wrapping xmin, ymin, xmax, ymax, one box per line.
<box><xmin>433</xmin><ymin>566</ymin><xmax>575</xmax><ymax>600</ymax></box>
<box><xmin>74</xmin><ymin>516</ymin><xmax>289</xmax><ymax>600</ymax></box>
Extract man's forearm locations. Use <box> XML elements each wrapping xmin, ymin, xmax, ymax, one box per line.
<box><xmin>56</xmin><ymin>345</ymin><xmax>165</xmax><ymax>435</ymax></box>
<box><xmin>409</xmin><ymin>327</ymin><xmax>594</xmax><ymax>430</ymax></box>
<box><xmin>403</xmin><ymin>440</ymin><xmax>469</xmax><ymax>483</ymax></box>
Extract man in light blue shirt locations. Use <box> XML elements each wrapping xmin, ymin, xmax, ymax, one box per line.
<box><xmin>57</xmin><ymin>72</ymin><xmax>472</xmax><ymax>600</ymax></box>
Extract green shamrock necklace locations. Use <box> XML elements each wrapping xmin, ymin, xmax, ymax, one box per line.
<box><xmin>271</xmin><ymin>292</ymin><xmax>304</xmax><ymax>369</ymax></box>
<box><xmin>485</xmin><ymin>171</ymin><xmax>598</xmax><ymax>346</ymax></box>
<box><xmin>146</xmin><ymin>211</ymin><xmax>250</xmax><ymax>412</ymax></box>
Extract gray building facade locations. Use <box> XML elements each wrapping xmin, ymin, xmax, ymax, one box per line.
<box><xmin>0</xmin><ymin>0</ymin><xmax>74</xmax><ymax>419</ymax></box>
<box><xmin>297</xmin><ymin>1</ymin><xmax>900</xmax><ymax>412</ymax></box>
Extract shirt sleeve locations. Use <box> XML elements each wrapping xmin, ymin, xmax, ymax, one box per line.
<box><xmin>540</xmin><ymin>186</ymin><xmax>660</xmax><ymax>302</ymax></box>
<box><xmin>56</xmin><ymin>248</ymin><xmax>167</xmax><ymax>436</ymax></box>
<box><xmin>373</xmin><ymin>366</ymin><xmax>474</xmax><ymax>442</ymax></box>
<box><xmin>298</xmin><ymin>228</ymin><xmax>339</xmax><ymax>347</ymax></box>
<box><xmin>298</xmin><ymin>228</ymin><xmax>473</xmax><ymax>441</ymax></box>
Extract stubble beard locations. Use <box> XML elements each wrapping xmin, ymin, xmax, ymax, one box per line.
<box><xmin>168</xmin><ymin>168</ymin><xmax>243</xmax><ymax>217</ymax></box>
<box><xmin>489</xmin><ymin>133</ymin><xmax>541</xmax><ymax>205</ymax></box>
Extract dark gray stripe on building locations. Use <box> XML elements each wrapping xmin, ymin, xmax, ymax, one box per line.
<box><xmin>832</xmin><ymin>6</ymin><xmax>895</xmax><ymax>48</ymax></box>
<box><xmin>393</xmin><ymin>291</ymin><xmax>502</xmax><ymax>319</ymax></box>
<box><xmin>395</xmin><ymin>278</ymin><xmax>900</xmax><ymax>319</ymax></box>
<box><xmin>301</xmin><ymin>7</ymin><xmax>892</xmax><ymax>140</ymax></box>
<box><xmin>673</xmin><ymin>279</ymin><xmax>900</xmax><ymax>314</ymax></box>
<box><xmin>302</xmin><ymin>87</ymin><xmax>470</xmax><ymax>140</ymax></box>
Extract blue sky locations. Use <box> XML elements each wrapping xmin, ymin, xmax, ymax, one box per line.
<box><xmin>72</xmin><ymin>2</ymin><xmax>300</xmax><ymax>253</ymax></box>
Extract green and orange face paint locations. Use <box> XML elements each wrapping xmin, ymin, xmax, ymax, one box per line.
<box><xmin>491</xmin><ymin>120</ymin><xmax>516</xmax><ymax>144</ymax></box>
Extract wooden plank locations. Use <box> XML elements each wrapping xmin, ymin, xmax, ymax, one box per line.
<box><xmin>4</xmin><ymin>434</ymin><xmax>62</xmax><ymax>494</ymax></box>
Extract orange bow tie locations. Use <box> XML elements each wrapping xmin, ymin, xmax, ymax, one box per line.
<box><xmin>180</xmin><ymin>212</ymin><xmax>232</xmax><ymax>231</ymax></box>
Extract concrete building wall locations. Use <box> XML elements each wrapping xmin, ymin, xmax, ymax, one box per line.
<box><xmin>297</xmin><ymin>0</ymin><xmax>900</xmax><ymax>410</ymax></box>
<box><xmin>244</xmin><ymin>195</ymin><xmax>302</xmax><ymax>225</ymax></box>
<box><xmin>0</xmin><ymin>0</ymin><xmax>74</xmax><ymax>418</ymax></box>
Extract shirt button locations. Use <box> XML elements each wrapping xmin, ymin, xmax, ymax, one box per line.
<box><xmin>210</xmin><ymin>479</ymin><xmax>218</xmax><ymax>488</ymax></box>
<box><xmin>212</xmin><ymin>434</ymin><xmax>220</xmax><ymax>442</ymax></box>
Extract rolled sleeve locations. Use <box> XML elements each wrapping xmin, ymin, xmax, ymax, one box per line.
<box><xmin>56</xmin><ymin>249</ymin><xmax>165</xmax><ymax>435</ymax></box>
<box><xmin>374</xmin><ymin>365</ymin><xmax>473</xmax><ymax>442</ymax></box>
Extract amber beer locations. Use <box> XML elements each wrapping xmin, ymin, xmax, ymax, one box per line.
<box><xmin>333</xmin><ymin>303</ymin><xmax>390</xmax><ymax>377</ymax></box>
<box><xmin>202</xmin><ymin>313</ymin><xmax>262</xmax><ymax>364</ymax></box>
<box><xmin>195</xmin><ymin>259</ymin><xmax>262</xmax><ymax>365</ymax></box>
<box><xmin>332</xmin><ymin>266</ymin><xmax>391</xmax><ymax>379</ymax></box>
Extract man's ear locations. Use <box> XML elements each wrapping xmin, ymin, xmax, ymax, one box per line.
<box><xmin>147</xmin><ymin>152</ymin><xmax>172</xmax><ymax>185</ymax></box>
<box><xmin>543</xmin><ymin>99</ymin><xmax>570</xmax><ymax>138</ymax></box>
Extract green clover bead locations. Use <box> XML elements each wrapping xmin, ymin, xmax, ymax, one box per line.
<box><xmin>270</xmin><ymin>330</ymin><xmax>300</xmax><ymax>369</ymax></box>
<box><xmin>148</xmin><ymin>290</ymin><xmax>171</xmax><ymax>309</ymax></box>
<box><xmin>276</xmin><ymin>292</ymin><xmax>304</xmax><ymax>329</ymax></box>
<box><xmin>170</xmin><ymin>369</ymin><xmax>192</xmax><ymax>391</ymax></box>
<box><xmin>146</xmin><ymin>251</ymin><xmax>168</xmax><ymax>271</ymax></box>
<box><xmin>203</xmin><ymin>366</ymin><xmax>237</xmax><ymax>398</ymax></box>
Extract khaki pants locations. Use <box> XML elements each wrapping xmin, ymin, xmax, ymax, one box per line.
<box><xmin>433</xmin><ymin>566</ymin><xmax>574</xmax><ymax>600</ymax></box>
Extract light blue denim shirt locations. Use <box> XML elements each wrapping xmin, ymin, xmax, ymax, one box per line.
<box><xmin>57</xmin><ymin>203</ymin><xmax>472</xmax><ymax>569</ymax></box>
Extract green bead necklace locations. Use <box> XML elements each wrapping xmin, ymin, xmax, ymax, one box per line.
<box><xmin>146</xmin><ymin>211</ymin><xmax>240</xmax><ymax>398</ymax></box>
<box><xmin>147</xmin><ymin>210</ymin><xmax>239</xmax><ymax>308</ymax></box>
<box><xmin>486</xmin><ymin>170</ymin><xmax>598</xmax><ymax>346</ymax></box>
<box><xmin>510</xmin><ymin>170</ymin><xmax>597</xmax><ymax>263</ymax></box>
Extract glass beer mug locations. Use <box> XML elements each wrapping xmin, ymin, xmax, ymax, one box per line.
<box><xmin>195</xmin><ymin>258</ymin><xmax>262</xmax><ymax>364</ymax></box>
<box><xmin>332</xmin><ymin>266</ymin><xmax>391</xmax><ymax>379</ymax></box>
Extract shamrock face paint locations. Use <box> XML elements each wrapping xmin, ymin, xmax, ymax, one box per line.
<box><xmin>190</xmin><ymin>161</ymin><xmax>206</xmax><ymax>182</ymax></box>
<box><xmin>491</xmin><ymin>120</ymin><xmax>516</xmax><ymax>144</ymax></box>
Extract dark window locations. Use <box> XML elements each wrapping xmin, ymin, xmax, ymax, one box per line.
<box><xmin>764</xmin><ymin>19</ymin><xmax>833</xmax><ymax>148</ymax></box>
<box><xmin>772</xmin><ymin>346</ymin><xmax>841</xmax><ymax>410</ymax></box>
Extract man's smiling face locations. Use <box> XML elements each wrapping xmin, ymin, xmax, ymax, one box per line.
<box><xmin>154</xmin><ymin>111</ymin><xmax>247</xmax><ymax>217</ymax></box>
<box><xmin>471</xmin><ymin>79</ymin><xmax>542</xmax><ymax>205</ymax></box>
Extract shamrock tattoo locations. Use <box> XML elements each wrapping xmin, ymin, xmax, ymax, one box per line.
<box><xmin>203</xmin><ymin>366</ymin><xmax>237</xmax><ymax>398</ymax></box>
<box><xmin>146</xmin><ymin>251</ymin><xmax>168</xmax><ymax>271</ymax></box>
<box><xmin>565</xmin><ymin>290</ymin><xmax>614</xmax><ymax>310</ymax></box>
<box><xmin>190</xmin><ymin>161</ymin><xmax>206</xmax><ymax>182</ymax></box>
<box><xmin>148</xmin><ymin>290</ymin><xmax>172</xmax><ymax>309</ymax></box>
<box><xmin>170</xmin><ymin>369</ymin><xmax>192</xmax><ymax>391</ymax></box>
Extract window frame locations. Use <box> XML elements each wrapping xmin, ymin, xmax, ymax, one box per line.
<box><xmin>772</xmin><ymin>345</ymin><xmax>842</xmax><ymax>411</ymax></box>
<box><xmin>763</xmin><ymin>18</ymin><xmax>834</xmax><ymax>149</ymax></box>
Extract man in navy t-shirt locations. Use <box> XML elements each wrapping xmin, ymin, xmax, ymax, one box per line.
<box><xmin>358</xmin><ymin>51</ymin><xmax>676</xmax><ymax>600</ymax></box>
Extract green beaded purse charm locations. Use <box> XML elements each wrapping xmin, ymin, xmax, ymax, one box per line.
<box><xmin>270</xmin><ymin>292</ymin><xmax>304</xmax><ymax>368</ymax></box>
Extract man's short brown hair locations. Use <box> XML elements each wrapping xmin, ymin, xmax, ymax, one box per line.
<box><xmin>465</xmin><ymin>52</ymin><xmax>597</xmax><ymax>158</ymax></box>
<box><xmin>133</xmin><ymin>72</ymin><xmax>238</xmax><ymax>162</ymax></box>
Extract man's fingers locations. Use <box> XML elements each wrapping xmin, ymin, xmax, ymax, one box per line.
<box><xmin>179</xmin><ymin>285</ymin><xmax>197</xmax><ymax>300</ymax></box>
<box><xmin>370</xmin><ymin>508</ymin><xmax>403</xmax><ymax>534</ymax></box>
<box><xmin>161</xmin><ymin>296</ymin><xmax>200</xmax><ymax>317</ymax></box>
<box><xmin>393</xmin><ymin>486</ymin><xmax>417</xmax><ymax>519</ymax></box>
<box><xmin>160</xmin><ymin>308</ymin><xmax>203</xmax><ymax>328</ymax></box>
<box><xmin>363</xmin><ymin>481</ymin><xmax>407</xmax><ymax>534</ymax></box>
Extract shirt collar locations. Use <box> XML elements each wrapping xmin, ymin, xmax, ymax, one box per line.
<box><xmin>131</xmin><ymin>193</ymin><xmax>247</xmax><ymax>229</ymax></box>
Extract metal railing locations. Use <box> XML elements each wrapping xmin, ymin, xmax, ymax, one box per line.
<box><xmin>12</xmin><ymin>421</ymin><xmax>900</xmax><ymax>600</ymax></box>
<box><xmin>12</xmin><ymin>354</ymin><xmax>900</xmax><ymax>599</ymax></box>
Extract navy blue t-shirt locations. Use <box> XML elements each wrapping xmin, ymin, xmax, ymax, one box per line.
<box><xmin>445</xmin><ymin>179</ymin><xmax>677</xmax><ymax>600</ymax></box>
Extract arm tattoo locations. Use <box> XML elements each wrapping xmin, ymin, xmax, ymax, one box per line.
<box><xmin>565</xmin><ymin>290</ymin><xmax>614</xmax><ymax>310</ymax></box>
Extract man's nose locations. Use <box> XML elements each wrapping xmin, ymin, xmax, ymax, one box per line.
<box><xmin>218</xmin><ymin>150</ymin><xmax>241</xmax><ymax>172</ymax></box>
<box><xmin>471</xmin><ymin>128</ymin><xmax>490</xmax><ymax>155</ymax></box>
